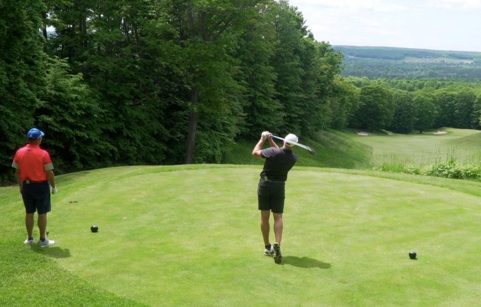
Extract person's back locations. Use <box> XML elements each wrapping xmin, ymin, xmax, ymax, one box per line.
<box><xmin>252</xmin><ymin>132</ymin><xmax>298</xmax><ymax>264</ymax></box>
<box><xmin>14</xmin><ymin>144</ymin><xmax>52</xmax><ymax>182</ymax></box>
<box><xmin>260</xmin><ymin>147</ymin><xmax>297</xmax><ymax>182</ymax></box>
<box><xmin>12</xmin><ymin>128</ymin><xmax>56</xmax><ymax>247</ymax></box>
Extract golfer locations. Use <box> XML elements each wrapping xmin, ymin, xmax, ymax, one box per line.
<box><xmin>252</xmin><ymin>131</ymin><xmax>297</xmax><ymax>264</ymax></box>
<box><xmin>12</xmin><ymin>128</ymin><xmax>56</xmax><ymax>247</ymax></box>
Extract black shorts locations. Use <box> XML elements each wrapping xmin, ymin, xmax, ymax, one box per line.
<box><xmin>21</xmin><ymin>181</ymin><xmax>51</xmax><ymax>214</ymax></box>
<box><xmin>257</xmin><ymin>178</ymin><xmax>285</xmax><ymax>214</ymax></box>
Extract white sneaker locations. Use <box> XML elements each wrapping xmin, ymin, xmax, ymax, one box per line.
<box><xmin>264</xmin><ymin>245</ymin><xmax>275</xmax><ymax>256</ymax></box>
<box><xmin>24</xmin><ymin>238</ymin><xmax>34</xmax><ymax>245</ymax></box>
<box><xmin>39</xmin><ymin>239</ymin><xmax>55</xmax><ymax>247</ymax></box>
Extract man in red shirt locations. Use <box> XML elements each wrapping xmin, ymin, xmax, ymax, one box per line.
<box><xmin>12</xmin><ymin>128</ymin><xmax>57</xmax><ymax>247</ymax></box>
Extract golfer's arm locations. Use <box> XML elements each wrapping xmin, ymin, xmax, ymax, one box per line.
<box><xmin>252</xmin><ymin>138</ymin><xmax>265</xmax><ymax>158</ymax></box>
<box><xmin>268</xmin><ymin>137</ymin><xmax>279</xmax><ymax>149</ymax></box>
<box><xmin>15</xmin><ymin>168</ymin><xmax>22</xmax><ymax>192</ymax></box>
<box><xmin>47</xmin><ymin>170</ymin><xmax>56</xmax><ymax>189</ymax></box>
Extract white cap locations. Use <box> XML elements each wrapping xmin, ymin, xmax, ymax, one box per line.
<box><xmin>284</xmin><ymin>133</ymin><xmax>298</xmax><ymax>146</ymax></box>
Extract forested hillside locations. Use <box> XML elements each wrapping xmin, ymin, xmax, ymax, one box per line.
<box><xmin>335</xmin><ymin>46</ymin><xmax>481</xmax><ymax>80</ymax></box>
<box><xmin>1</xmin><ymin>0</ymin><xmax>352</xmax><ymax>182</ymax></box>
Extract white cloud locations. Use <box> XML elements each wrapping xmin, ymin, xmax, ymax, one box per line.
<box><xmin>287</xmin><ymin>0</ymin><xmax>481</xmax><ymax>51</ymax></box>
<box><xmin>288</xmin><ymin>0</ymin><xmax>409</xmax><ymax>12</ymax></box>
<box><xmin>425</xmin><ymin>0</ymin><xmax>481</xmax><ymax>9</ymax></box>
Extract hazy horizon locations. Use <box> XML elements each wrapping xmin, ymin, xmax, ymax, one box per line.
<box><xmin>287</xmin><ymin>0</ymin><xmax>481</xmax><ymax>53</ymax></box>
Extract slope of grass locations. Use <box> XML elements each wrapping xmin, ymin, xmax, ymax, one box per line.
<box><xmin>449</xmin><ymin>129</ymin><xmax>481</xmax><ymax>151</ymax></box>
<box><xmin>2</xmin><ymin>165</ymin><xmax>481</xmax><ymax>305</ymax></box>
<box><xmin>223</xmin><ymin>130</ymin><xmax>372</xmax><ymax>169</ymax></box>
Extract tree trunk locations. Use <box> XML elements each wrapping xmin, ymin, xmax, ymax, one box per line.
<box><xmin>42</xmin><ymin>12</ymin><xmax>48</xmax><ymax>39</ymax></box>
<box><xmin>185</xmin><ymin>87</ymin><xmax>199</xmax><ymax>164</ymax></box>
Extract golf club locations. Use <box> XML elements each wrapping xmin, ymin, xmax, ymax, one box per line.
<box><xmin>271</xmin><ymin>135</ymin><xmax>315</xmax><ymax>154</ymax></box>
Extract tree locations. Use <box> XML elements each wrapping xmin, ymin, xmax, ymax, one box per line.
<box><xmin>452</xmin><ymin>89</ymin><xmax>477</xmax><ymax>128</ymax></box>
<box><xmin>390</xmin><ymin>90</ymin><xmax>415</xmax><ymax>133</ymax></box>
<box><xmin>48</xmin><ymin>0</ymin><xmax>179</xmax><ymax>164</ymax></box>
<box><xmin>167</xmin><ymin>0</ymin><xmax>262</xmax><ymax>163</ymax></box>
<box><xmin>300</xmin><ymin>41</ymin><xmax>343</xmax><ymax>134</ymax></box>
<box><xmin>328</xmin><ymin>77</ymin><xmax>360</xmax><ymax>129</ymax></box>
<box><xmin>35</xmin><ymin>57</ymin><xmax>113</xmax><ymax>171</ymax></box>
<box><xmin>413</xmin><ymin>92</ymin><xmax>437</xmax><ymax>133</ymax></box>
<box><xmin>0</xmin><ymin>0</ymin><xmax>47</xmax><ymax>182</ymax></box>
<box><xmin>236</xmin><ymin>2</ymin><xmax>281</xmax><ymax>137</ymax></box>
<box><xmin>269</xmin><ymin>0</ymin><xmax>305</xmax><ymax>134</ymax></box>
<box><xmin>350</xmin><ymin>84</ymin><xmax>393</xmax><ymax>131</ymax></box>
<box><xmin>433</xmin><ymin>90</ymin><xmax>457</xmax><ymax>128</ymax></box>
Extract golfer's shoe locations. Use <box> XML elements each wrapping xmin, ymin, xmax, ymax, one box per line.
<box><xmin>264</xmin><ymin>245</ymin><xmax>275</xmax><ymax>256</ymax></box>
<box><xmin>273</xmin><ymin>243</ymin><xmax>282</xmax><ymax>264</ymax></box>
<box><xmin>24</xmin><ymin>238</ymin><xmax>34</xmax><ymax>245</ymax></box>
<box><xmin>39</xmin><ymin>239</ymin><xmax>55</xmax><ymax>247</ymax></box>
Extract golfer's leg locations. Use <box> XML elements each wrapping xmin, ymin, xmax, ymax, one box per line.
<box><xmin>273</xmin><ymin>213</ymin><xmax>283</xmax><ymax>244</ymax></box>
<box><xmin>260</xmin><ymin>210</ymin><xmax>271</xmax><ymax>245</ymax></box>
<box><xmin>25</xmin><ymin>213</ymin><xmax>34</xmax><ymax>239</ymax></box>
<box><xmin>38</xmin><ymin>214</ymin><xmax>47</xmax><ymax>240</ymax></box>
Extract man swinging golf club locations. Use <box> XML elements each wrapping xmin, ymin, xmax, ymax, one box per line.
<box><xmin>252</xmin><ymin>131</ymin><xmax>298</xmax><ymax>264</ymax></box>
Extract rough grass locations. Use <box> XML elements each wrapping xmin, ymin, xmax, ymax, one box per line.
<box><xmin>2</xmin><ymin>165</ymin><xmax>481</xmax><ymax>306</ymax></box>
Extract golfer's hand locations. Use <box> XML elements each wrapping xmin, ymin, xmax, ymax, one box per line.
<box><xmin>261</xmin><ymin>131</ymin><xmax>271</xmax><ymax>141</ymax></box>
<box><xmin>50</xmin><ymin>186</ymin><xmax>58</xmax><ymax>194</ymax></box>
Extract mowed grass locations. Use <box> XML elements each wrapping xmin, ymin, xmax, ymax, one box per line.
<box><xmin>2</xmin><ymin>165</ymin><xmax>481</xmax><ymax>305</ymax></box>
<box><xmin>346</xmin><ymin>128</ymin><xmax>481</xmax><ymax>167</ymax></box>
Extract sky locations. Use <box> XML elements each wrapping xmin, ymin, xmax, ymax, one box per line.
<box><xmin>287</xmin><ymin>0</ymin><xmax>481</xmax><ymax>52</ymax></box>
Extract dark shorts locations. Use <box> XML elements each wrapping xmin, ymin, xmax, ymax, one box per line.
<box><xmin>257</xmin><ymin>178</ymin><xmax>285</xmax><ymax>214</ymax></box>
<box><xmin>21</xmin><ymin>181</ymin><xmax>51</xmax><ymax>214</ymax></box>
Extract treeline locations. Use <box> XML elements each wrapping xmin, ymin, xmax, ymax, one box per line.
<box><xmin>342</xmin><ymin>58</ymin><xmax>481</xmax><ymax>80</ymax></box>
<box><xmin>336</xmin><ymin>46</ymin><xmax>481</xmax><ymax>80</ymax></box>
<box><xmin>349</xmin><ymin>78</ymin><xmax>481</xmax><ymax>133</ymax></box>
<box><xmin>335</xmin><ymin>46</ymin><xmax>481</xmax><ymax>61</ymax></box>
<box><xmin>1</xmin><ymin>0</ymin><xmax>352</xmax><ymax>182</ymax></box>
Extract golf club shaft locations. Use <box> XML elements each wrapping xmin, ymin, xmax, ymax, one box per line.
<box><xmin>271</xmin><ymin>135</ymin><xmax>313</xmax><ymax>152</ymax></box>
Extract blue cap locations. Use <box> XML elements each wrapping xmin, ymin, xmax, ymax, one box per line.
<box><xmin>27</xmin><ymin>128</ymin><xmax>45</xmax><ymax>139</ymax></box>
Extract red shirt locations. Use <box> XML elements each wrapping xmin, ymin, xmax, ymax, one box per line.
<box><xmin>12</xmin><ymin>144</ymin><xmax>53</xmax><ymax>182</ymax></box>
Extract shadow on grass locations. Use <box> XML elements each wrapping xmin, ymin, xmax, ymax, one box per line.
<box><xmin>282</xmin><ymin>256</ymin><xmax>331</xmax><ymax>269</ymax></box>
<box><xmin>31</xmin><ymin>245</ymin><xmax>71</xmax><ymax>258</ymax></box>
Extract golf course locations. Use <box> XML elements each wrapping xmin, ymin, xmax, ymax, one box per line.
<box><xmin>6</xmin><ymin>0</ymin><xmax>481</xmax><ymax>306</ymax></box>
<box><xmin>2</xmin><ymin>162</ymin><xmax>481</xmax><ymax>306</ymax></box>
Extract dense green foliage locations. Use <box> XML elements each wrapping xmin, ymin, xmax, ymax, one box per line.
<box><xmin>0</xmin><ymin>0</ymin><xmax>346</xmax><ymax>182</ymax></box>
<box><xmin>0</xmin><ymin>0</ymin><xmax>47</xmax><ymax>181</ymax></box>
<box><xmin>348</xmin><ymin>78</ymin><xmax>481</xmax><ymax>133</ymax></box>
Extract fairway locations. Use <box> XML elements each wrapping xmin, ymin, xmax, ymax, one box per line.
<box><xmin>347</xmin><ymin>128</ymin><xmax>481</xmax><ymax>167</ymax></box>
<box><xmin>2</xmin><ymin>165</ymin><xmax>481</xmax><ymax>306</ymax></box>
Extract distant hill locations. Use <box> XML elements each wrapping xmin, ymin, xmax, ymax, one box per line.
<box><xmin>334</xmin><ymin>45</ymin><xmax>481</xmax><ymax>80</ymax></box>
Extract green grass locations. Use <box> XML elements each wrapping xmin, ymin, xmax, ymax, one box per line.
<box><xmin>2</xmin><ymin>165</ymin><xmax>481</xmax><ymax>305</ymax></box>
<box><xmin>346</xmin><ymin>128</ymin><xmax>481</xmax><ymax>167</ymax></box>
